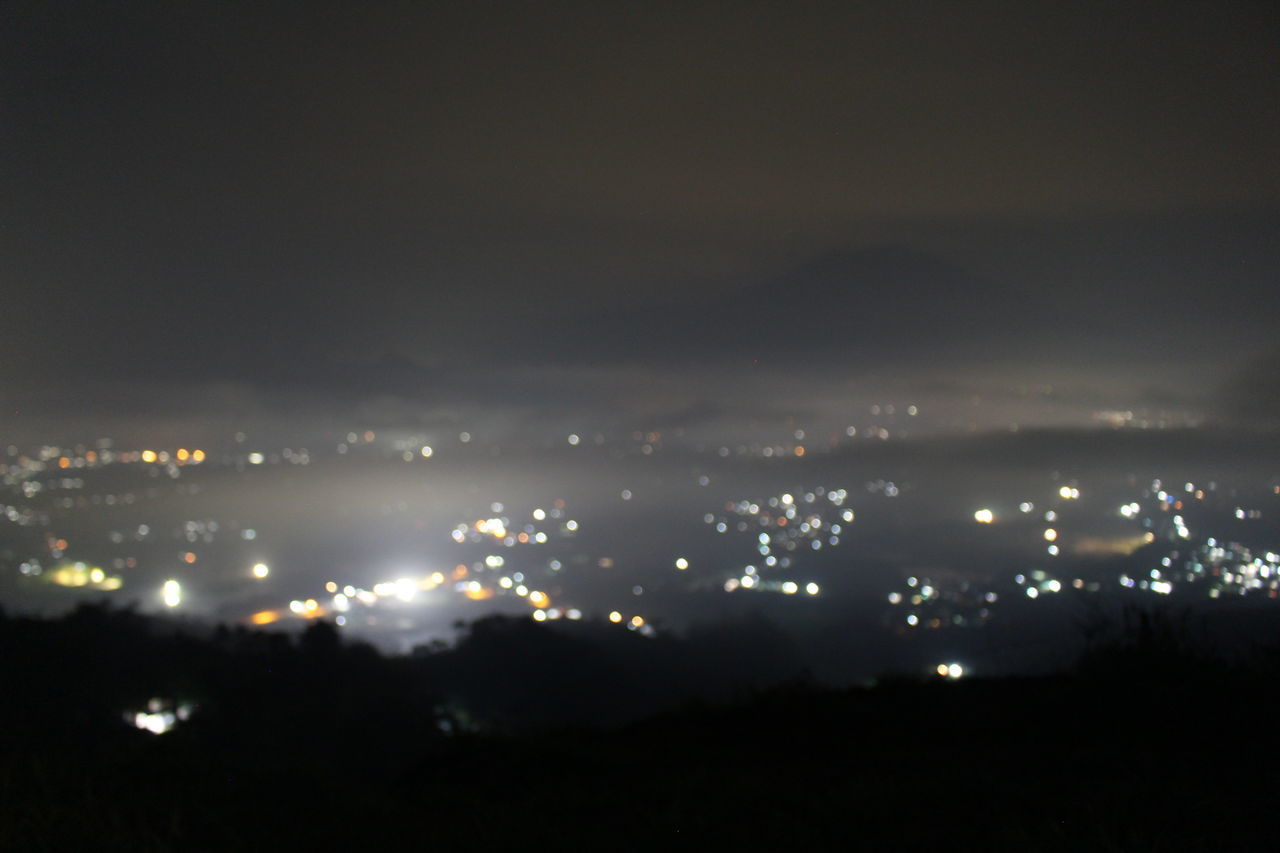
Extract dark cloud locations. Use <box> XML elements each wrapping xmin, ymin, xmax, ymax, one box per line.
<box><xmin>3</xmin><ymin>1</ymin><xmax>1278</xmax><ymax>422</ymax></box>
<box><xmin>1218</xmin><ymin>347</ymin><xmax>1280</xmax><ymax>427</ymax></box>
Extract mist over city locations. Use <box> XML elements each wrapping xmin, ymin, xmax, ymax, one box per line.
<box><xmin>3</xmin><ymin>2</ymin><xmax>1279</xmax><ymax>848</ymax></box>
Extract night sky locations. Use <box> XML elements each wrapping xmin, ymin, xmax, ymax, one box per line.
<box><xmin>4</xmin><ymin>1</ymin><xmax>1279</xmax><ymax>430</ymax></box>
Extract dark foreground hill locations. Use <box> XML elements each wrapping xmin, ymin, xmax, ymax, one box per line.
<box><xmin>2</xmin><ymin>603</ymin><xmax>1277</xmax><ymax>850</ymax></box>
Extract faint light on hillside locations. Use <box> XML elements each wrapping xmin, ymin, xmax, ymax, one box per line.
<box><xmin>128</xmin><ymin>699</ymin><xmax>194</xmax><ymax>735</ymax></box>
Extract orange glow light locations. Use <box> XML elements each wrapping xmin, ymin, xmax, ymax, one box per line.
<box><xmin>250</xmin><ymin>610</ymin><xmax>280</xmax><ymax>625</ymax></box>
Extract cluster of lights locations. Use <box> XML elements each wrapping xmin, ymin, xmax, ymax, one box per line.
<box><xmin>1115</xmin><ymin>538</ymin><xmax>1280</xmax><ymax>600</ymax></box>
<box><xmin>1101</xmin><ymin>476</ymin><xmax>1279</xmax><ymax>599</ymax></box>
<box><xmin>704</xmin><ymin>487</ymin><xmax>852</xmax><ymax>593</ymax></box>
<box><xmin>127</xmin><ymin>698</ymin><xmax>195</xmax><ymax>735</ymax></box>
<box><xmin>887</xmin><ymin>575</ymin><xmax>997</xmax><ymax>629</ymax></box>
<box><xmin>450</xmin><ymin>501</ymin><xmax>574</xmax><ymax>546</ymax></box>
<box><xmin>1015</xmin><ymin>571</ymin><xmax>1067</xmax><ymax>598</ymax></box>
<box><xmin>605</xmin><ymin>609</ymin><xmax>653</xmax><ymax>635</ymax></box>
<box><xmin>46</xmin><ymin>561</ymin><xmax>123</xmax><ymax>590</ymax></box>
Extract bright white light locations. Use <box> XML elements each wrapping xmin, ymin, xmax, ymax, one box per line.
<box><xmin>609</xmin><ymin>610</ymin><xmax>623</xmax><ymax>623</ymax></box>
<box><xmin>420</xmin><ymin>445</ymin><xmax>433</xmax><ymax>458</ymax></box>
<box><xmin>251</xmin><ymin>562</ymin><xmax>269</xmax><ymax>579</ymax></box>
<box><xmin>248</xmin><ymin>452</ymin><xmax>265</xmax><ymax>465</ymax></box>
<box><xmin>974</xmin><ymin>508</ymin><xmax>994</xmax><ymax>524</ymax></box>
<box><xmin>675</xmin><ymin>557</ymin><xmax>689</xmax><ymax>570</ymax></box>
<box><xmin>531</xmin><ymin>609</ymin><xmax>547</xmax><ymax>622</ymax></box>
<box><xmin>162</xmin><ymin>580</ymin><xmax>181</xmax><ymax>608</ymax></box>
<box><xmin>567</xmin><ymin>434</ymin><xmax>580</xmax><ymax>446</ymax></box>
<box><xmin>947</xmin><ymin>663</ymin><xmax>964</xmax><ymax>679</ymax></box>
<box><xmin>133</xmin><ymin>710</ymin><xmax>176</xmax><ymax>735</ymax></box>
<box><xmin>781</xmin><ymin>581</ymin><xmax>798</xmax><ymax>594</ymax></box>
<box><xmin>805</xmin><ymin>582</ymin><xmax>820</xmax><ymax>595</ymax></box>
<box><xmin>906</xmin><ymin>614</ymin><xmax>919</xmax><ymax>626</ymax></box>
<box><xmin>1044</xmin><ymin>528</ymin><xmax>1058</xmax><ymax>542</ymax></box>
<box><xmin>394</xmin><ymin>578</ymin><xmax>416</xmax><ymax>602</ymax></box>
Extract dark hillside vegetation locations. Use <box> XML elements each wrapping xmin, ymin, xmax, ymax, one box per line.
<box><xmin>1</xmin><ymin>604</ymin><xmax>1277</xmax><ymax>850</ymax></box>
